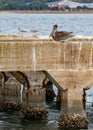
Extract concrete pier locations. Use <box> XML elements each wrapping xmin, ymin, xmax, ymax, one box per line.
<box><xmin>0</xmin><ymin>35</ymin><xmax>93</xmax><ymax>127</ymax></box>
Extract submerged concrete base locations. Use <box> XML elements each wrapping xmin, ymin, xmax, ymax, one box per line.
<box><xmin>0</xmin><ymin>98</ymin><xmax>47</xmax><ymax>119</ymax></box>
<box><xmin>0</xmin><ymin>98</ymin><xmax>22</xmax><ymax>112</ymax></box>
<box><xmin>21</xmin><ymin>105</ymin><xmax>47</xmax><ymax>119</ymax></box>
<box><xmin>59</xmin><ymin>113</ymin><xmax>88</xmax><ymax>129</ymax></box>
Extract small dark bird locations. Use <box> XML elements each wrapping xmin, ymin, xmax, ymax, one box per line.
<box><xmin>31</xmin><ymin>30</ymin><xmax>39</xmax><ymax>33</ymax></box>
<box><xmin>31</xmin><ymin>30</ymin><xmax>39</xmax><ymax>35</ymax></box>
<box><xmin>49</xmin><ymin>24</ymin><xmax>74</xmax><ymax>41</ymax></box>
<box><xmin>18</xmin><ymin>28</ymin><xmax>27</xmax><ymax>33</ymax></box>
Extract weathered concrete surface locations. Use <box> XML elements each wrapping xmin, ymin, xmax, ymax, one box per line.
<box><xmin>0</xmin><ymin>35</ymin><xmax>93</xmax><ymax>116</ymax></box>
<box><xmin>0</xmin><ymin>35</ymin><xmax>93</xmax><ymax>71</ymax></box>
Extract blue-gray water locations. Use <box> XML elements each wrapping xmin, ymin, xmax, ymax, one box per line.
<box><xmin>0</xmin><ymin>13</ymin><xmax>93</xmax><ymax>130</ymax></box>
<box><xmin>0</xmin><ymin>14</ymin><xmax>93</xmax><ymax>36</ymax></box>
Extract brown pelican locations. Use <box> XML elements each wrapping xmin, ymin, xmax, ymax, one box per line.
<box><xmin>49</xmin><ymin>24</ymin><xmax>74</xmax><ymax>41</ymax></box>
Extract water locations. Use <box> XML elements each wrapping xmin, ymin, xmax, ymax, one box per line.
<box><xmin>20</xmin><ymin>84</ymin><xmax>24</xmax><ymax>103</ymax></box>
<box><xmin>0</xmin><ymin>14</ymin><xmax>93</xmax><ymax>36</ymax></box>
<box><xmin>0</xmin><ymin>13</ymin><xmax>93</xmax><ymax>130</ymax></box>
<box><xmin>86</xmin><ymin>87</ymin><xmax>93</xmax><ymax>129</ymax></box>
<box><xmin>86</xmin><ymin>87</ymin><xmax>93</xmax><ymax>121</ymax></box>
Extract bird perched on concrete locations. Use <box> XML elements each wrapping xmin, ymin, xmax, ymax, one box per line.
<box><xmin>18</xmin><ymin>28</ymin><xmax>28</xmax><ymax>33</ymax></box>
<box><xmin>49</xmin><ymin>24</ymin><xmax>74</xmax><ymax>41</ymax></box>
<box><xmin>31</xmin><ymin>30</ymin><xmax>39</xmax><ymax>33</ymax></box>
<box><xmin>31</xmin><ymin>29</ymin><xmax>39</xmax><ymax>35</ymax></box>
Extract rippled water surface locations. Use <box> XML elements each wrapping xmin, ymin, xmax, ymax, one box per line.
<box><xmin>0</xmin><ymin>13</ymin><xmax>93</xmax><ymax>130</ymax></box>
<box><xmin>0</xmin><ymin>14</ymin><xmax>93</xmax><ymax>36</ymax></box>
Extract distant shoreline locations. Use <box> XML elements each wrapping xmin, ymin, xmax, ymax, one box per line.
<box><xmin>0</xmin><ymin>10</ymin><xmax>93</xmax><ymax>14</ymax></box>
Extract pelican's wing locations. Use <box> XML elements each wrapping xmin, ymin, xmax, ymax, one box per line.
<box><xmin>53</xmin><ymin>31</ymin><xmax>74</xmax><ymax>41</ymax></box>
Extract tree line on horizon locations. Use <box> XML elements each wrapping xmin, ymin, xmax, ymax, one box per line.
<box><xmin>0</xmin><ymin>0</ymin><xmax>93</xmax><ymax>10</ymax></box>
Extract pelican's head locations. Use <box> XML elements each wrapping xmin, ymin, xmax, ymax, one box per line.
<box><xmin>52</xmin><ymin>24</ymin><xmax>58</xmax><ymax>37</ymax></box>
<box><xmin>49</xmin><ymin>24</ymin><xmax>58</xmax><ymax>38</ymax></box>
<box><xmin>53</xmin><ymin>24</ymin><xmax>58</xmax><ymax>30</ymax></box>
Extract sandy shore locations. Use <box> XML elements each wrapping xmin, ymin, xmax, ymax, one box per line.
<box><xmin>0</xmin><ymin>10</ymin><xmax>93</xmax><ymax>14</ymax></box>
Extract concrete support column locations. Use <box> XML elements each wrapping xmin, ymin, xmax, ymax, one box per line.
<box><xmin>67</xmin><ymin>86</ymin><xmax>85</xmax><ymax>115</ymax></box>
<box><xmin>59</xmin><ymin>86</ymin><xmax>88</xmax><ymax>129</ymax></box>
<box><xmin>21</xmin><ymin>86</ymin><xmax>47</xmax><ymax>118</ymax></box>
<box><xmin>60</xmin><ymin>84</ymin><xmax>85</xmax><ymax>115</ymax></box>
<box><xmin>24</xmin><ymin>86</ymin><xmax>46</xmax><ymax>106</ymax></box>
<box><xmin>61</xmin><ymin>89</ymin><xmax>68</xmax><ymax>113</ymax></box>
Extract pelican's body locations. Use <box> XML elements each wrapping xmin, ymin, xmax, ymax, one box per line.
<box><xmin>50</xmin><ymin>25</ymin><xmax>73</xmax><ymax>41</ymax></box>
<box><xmin>52</xmin><ymin>31</ymin><xmax>73</xmax><ymax>41</ymax></box>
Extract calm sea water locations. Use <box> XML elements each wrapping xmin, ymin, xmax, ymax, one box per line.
<box><xmin>0</xmin><ymin>14</ymin><xmax>93</xmax><ymax>36</ymax></box>
<box><xmin>0</xmin><ymin>14</ymin><xmax>93</xmax><ymax>130</ymax></box>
